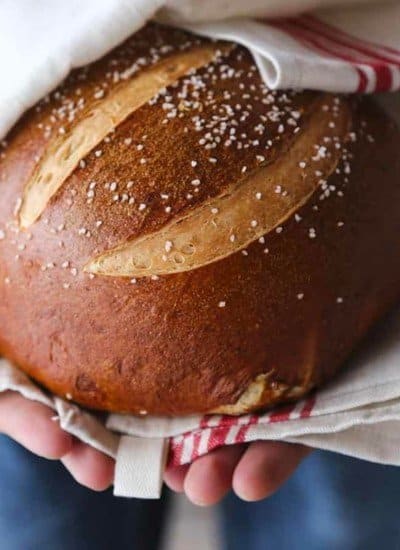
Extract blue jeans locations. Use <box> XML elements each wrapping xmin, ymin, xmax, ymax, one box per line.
<box><xmin>1</xmin><ymin>435</ymin><xmax>399</xmax><ymax>550</ymax></box>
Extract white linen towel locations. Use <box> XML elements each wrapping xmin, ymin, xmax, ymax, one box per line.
<box><xmin>0</xmin><ymin>0</ymin><xmax>399</xmax><ymax>138</ymax></box>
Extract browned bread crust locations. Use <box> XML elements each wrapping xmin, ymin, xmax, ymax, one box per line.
<box><xmin>0</xmin><ymin>23</ymin><xmax>399</xmax><ymax>415</ymax></box>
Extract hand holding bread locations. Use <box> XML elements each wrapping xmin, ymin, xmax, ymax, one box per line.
<box><xmin>0</xmin><ymin>392</ymin><xmax>114</xmax><ymax>491</ymax></box>
<box><xmin>0</xmin><ymin>391</ymin><xmax>309</xmax><ymax>503</ymax></box>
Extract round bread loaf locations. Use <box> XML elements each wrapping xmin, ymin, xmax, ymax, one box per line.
<box><xmin>0</xmin><ymin>23</ymin><xmax>400</xmax><ymax>416</ymax></box>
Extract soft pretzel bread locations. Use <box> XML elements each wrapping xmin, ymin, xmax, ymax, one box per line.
<box><xmin>0</xmin><ymin>23</ymin><xmax>399</xmax><ymax>415</ymax></box>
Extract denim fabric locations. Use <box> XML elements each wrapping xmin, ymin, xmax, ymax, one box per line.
<box><xmin>219</xmin><ymin>451</ymin><xmax>400</xmax><ymax>550</ymax></box>
<box><xmin>0</xmin><ymin>435</ymin><xmax>170</xmax><ymax>550</ymax></box>
<box><xmin>1</xmin><ymin>435</ymin><xmax>399</xmax><ymax>550</ymax></box>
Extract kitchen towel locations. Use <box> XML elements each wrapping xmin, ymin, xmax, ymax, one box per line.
<box><xmin>0</xmin><ymin>0</ymin><xmax>399</xmax><ymax>139</ymax></box>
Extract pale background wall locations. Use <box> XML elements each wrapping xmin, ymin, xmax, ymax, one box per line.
<box><xmin>162</xmin><ymin>494</ymin><xmax>221</xmax><ymax>550</ymax></box>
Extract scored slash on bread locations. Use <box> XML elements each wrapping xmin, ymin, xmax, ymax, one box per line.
<box><xmin>19</xmin><ymin>44</ymin><xmax>229</xmax><ymax>229</ymax></box>
<box><xmin>86</xmin><ymin>95</ymin><xmax>350</xmax><ymax>277</ymax></box>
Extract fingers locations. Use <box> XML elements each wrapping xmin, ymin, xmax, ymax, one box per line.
<box><xmin>0</xmin><ymin>392</ymin><xmax>114</xmax><ymax>492</ymax></box>
<box><xmin>61</xmin><ymin>439</ymin><xmax>115</xmax><ymax>492</ymax></box>
<box><xmin>232</xmin><ymin>441</ymin><xmax>311</xmax><ymax>502</ymax></box>
<box><xmin>0</xmin><ymin>391</ymin><xmax>73</xmax><ymax>459</ymax></box>
<box><xmin>183</xmin><ymin>444</ymin><xmax>246</xmax><ymax>506</ymax></box>
<box><xmin>165</xmin><ymin>442</ymin><xmax>309</xmax><ymax>506</ymax></box>
<box><xmin>164</xmin><ymin>464</ymin><xmax>189</xmax><ymax>493</ymax></box>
